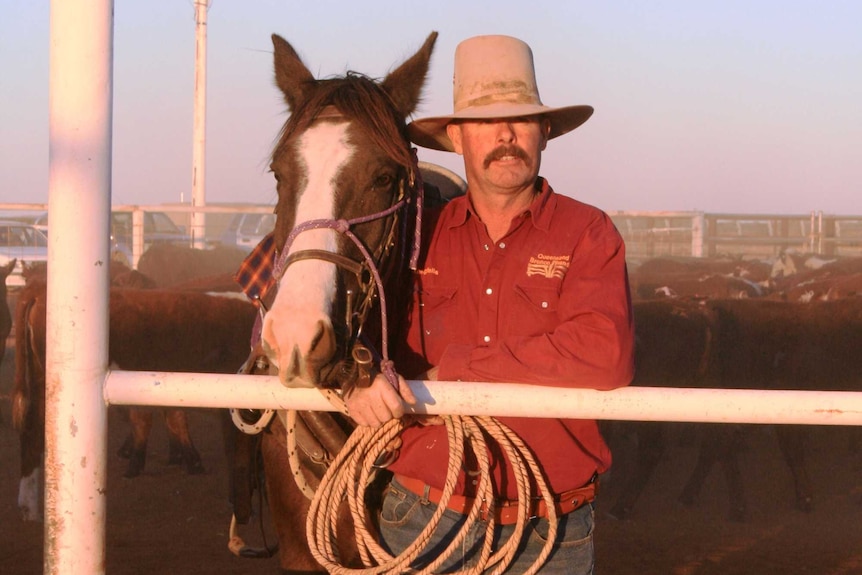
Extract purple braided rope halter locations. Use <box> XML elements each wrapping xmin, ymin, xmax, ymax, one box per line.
<box><xmin>272</xmin><ymin>158</ymin><xmax>423</xmax><ymax>390</ymax></box>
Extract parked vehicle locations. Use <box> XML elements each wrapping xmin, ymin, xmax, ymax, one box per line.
<box><xmin>108</xmin><ymin>211</ymin><xmax>190</xmax><ymax>264</ymax></box>
<box><xmin>219</xmin><ymin>212</ymin><xmax>275</xmax><ymax>252</ymax></box>
<box><xmin>31</xmin><ymin>210</ymin><xmax>190</xmax><ymax>265</ymax></box>
<box><xmin>0</xmin><ymin>220</ymin><xmax>49</xmax><ymax>287</ymax></box>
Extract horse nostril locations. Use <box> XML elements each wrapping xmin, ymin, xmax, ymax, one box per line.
<box><xmin>309</xmin><ymin>320</ymin><xmax>336</xmax><ymax>366</ymax></box>
<box><xmin>288</xmin><ymin>345</ymin><xmax>303</xmax><ymax>380</ymax></box>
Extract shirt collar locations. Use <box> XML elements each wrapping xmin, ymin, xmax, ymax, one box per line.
<box><xmin>528</xmin><ymin>177</ymin><xmax>556</xmax><ymax>232</ymax></box>
<box><xmin>447</xmin><ymin>176</ymin><xmax>556</xmax><ymax>231</ymax></box>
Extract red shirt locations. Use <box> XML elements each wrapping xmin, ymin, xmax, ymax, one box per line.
<box><xmin>389</xmin><ymin>177</ymin><xmax>635</xmax><ymax>499</ymax></box>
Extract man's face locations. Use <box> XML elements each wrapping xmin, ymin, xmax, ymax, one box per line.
<box><xmin>446</xmin><ymin>116</ymin><xmax>550</xmax><ymax>194</ymax></box>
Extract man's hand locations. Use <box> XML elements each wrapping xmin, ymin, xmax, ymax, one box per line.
<box><xmin>344</xmin><ymin>372</ymin><xmax>417</xmax><ymax>428</ymax></box>
<box><xmin>408</xmin><ymin>366</ymin><xmax>444</xmax><ymax>426</ymax></box>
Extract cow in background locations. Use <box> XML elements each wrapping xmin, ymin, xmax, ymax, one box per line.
<box><xmin>609</xmin><ymin>295</ymin><xmax>862</xmax><ymax>522</ymax></box>
<box><xmin>628</xmin><ymin>256</ymin><xmax>770</xmax><ymax>301</ymax></box>
<box><xmin>604</xmin><ymin>299</ymin><xmax>732</xmax><ymax>519</ymax></box>
<box><xmin>0</xmin><ymin>259</ymin><xmax>16</xmax><ymax>359</ymax></box>
<box><xmin>11</xmin><ymin>282</ymin><xmax>256</xmax><ymax>521</ymax></box>
<box><xmin>136</xmin><ymin>244</ymin><xmax>248</xmax><ymax>288</ymax></box>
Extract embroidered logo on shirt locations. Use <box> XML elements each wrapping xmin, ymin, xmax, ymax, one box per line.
<box><xmin>527</xmin><ymin>254</ymin><xmax>570</xmax><ymax>279</ymax></box>
<box><xmin>417</xmin><ymin>267</ymin><xmax>439</xmax><ymax>276</ymax></box>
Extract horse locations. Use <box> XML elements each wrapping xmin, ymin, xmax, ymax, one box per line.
<box><xmin>11</xmin><ymin>281</ymin><xmax>257</xmax><ymax>521</ymax></box>
<box><xmin>232</xmin><ymin>32</ymin><xmax>437</xmax><ymax>573</ymax></box>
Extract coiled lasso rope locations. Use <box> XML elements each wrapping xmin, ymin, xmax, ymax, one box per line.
<box><xmin>304</xmin><ymin>409</ymin><xmax>559</xmax><ymax>575</ymax></box>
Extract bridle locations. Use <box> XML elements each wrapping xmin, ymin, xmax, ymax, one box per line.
<box><xmin>267</xmin><ymin>145</ymin><xmax>424</xmax><ymax>391</ymax></box>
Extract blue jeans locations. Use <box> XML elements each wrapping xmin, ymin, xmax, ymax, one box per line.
<box><xmin>378</xmin><ymin>478</ymin><xmax>595</xmax><ymax>574</ymax></box>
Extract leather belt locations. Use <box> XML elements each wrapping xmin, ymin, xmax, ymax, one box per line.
<box><xmin>392</xmin><ymin>474</ymin><xmax>596</xmax><ymax>525</ymax></box>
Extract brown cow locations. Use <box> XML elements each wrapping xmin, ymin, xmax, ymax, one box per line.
<box><xmin>703</xmin><ymin>298</ymin><xmax>862</xmax><ymax>511</ymax></box>
<box><xmin>603</xmin><ymin>299</ymin><xmax>737</xmax><ymax>519</ymax></box>
<box><xmin>0</xmin><ymin>259</ymin><xmax>16</xmax><ymax>357</ymax></box>
<box><xmin>633</xmin><ymin>256</ymin><xmax>773</xmax><ymax>282</ymax></box>
<box><xmin>767</xmin><ymin>256</ymin><xmax>862</xmax><ymax>302</ymax></box>
<box><xmin>11</xmin><ymin>283</ymin><xmax>256</xmax><ymax>521</ymax></box>
<box><xmin>136</xmin><ymin>244</ymin><xmax>249</xmax><ymax>288</ymax></box>
<box><xmin>611</xmin><ymin>297</ymin><xmax>862</xmax><ymax>522</ymax></box>
<box><xmin>629</xmin><ymin>256</ymin><xmax>770</xmax><ymax>301</ymax></box>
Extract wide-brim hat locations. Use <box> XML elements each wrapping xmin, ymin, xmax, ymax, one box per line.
<box><xmin>408</xmin><ymin>35</ymin><xmax>594</xmax><ymax>152</ymax></box>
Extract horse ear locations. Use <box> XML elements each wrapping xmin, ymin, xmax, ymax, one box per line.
<box><xmin>272</xmin><ymin>34</ymin><xmax>315</xmax><ymax>112</ymax></box>
<box><xmin>381</xmin><ymin>31</ymin><xmax>438</xmax><ymax>118</ymax></box>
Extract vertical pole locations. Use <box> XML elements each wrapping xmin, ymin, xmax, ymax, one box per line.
<box><xmin>132</xmin><ymin>208</ymin><xmax>145</xmax><ymax>269</ymax></box>
<box><xmin>809</xmin><ymin>211</ymin><xmax>816</xmax><ymax>254</ymax></box>
<box><xmin>191</xmin><ymin>0</ymin><xmax>209</xmax><ymax>249</ymax></box>
<box><xmin>46</xmin><ymin>0</ymin><xmax>112</xmax><ymax>573</ymax></box>
<box><xmin>691</xmin><ymin>212</ymin><xmax>704</xmax><ymax>257</ymax></box>
<box><xmin>818</xmin><ymin>211</ymin><xmax>824</xmax><ymax>255</ymax></box>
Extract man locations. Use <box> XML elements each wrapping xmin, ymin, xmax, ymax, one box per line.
<box><xmin>345</xmin><ymin>35</ymin><xmax>635</xmax><ymax>573</ymax></box>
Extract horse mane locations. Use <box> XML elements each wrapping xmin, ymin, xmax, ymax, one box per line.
<box><xmin>272</xmin><ymin>73</ymin><xmax>414</xmax><ymax>171</ymax></box>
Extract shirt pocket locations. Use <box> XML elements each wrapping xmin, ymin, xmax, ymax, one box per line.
<box><xmin>513</xmin><ymin>284</ymin><xmax>561</xmax><ymax>334</ymax></box>
<box><xmin>418</xmin><ymin>284</ymin><xmax>457</xmax><ymax>311</ymax></box>
<box><xmin>514</xmin><ymin>284</ymin><xmax>560</xmax><ymax>312</ymax></box>
<box><xmin>417</xmin><ymin>284</ymin><xmax>458</xmax><ymax>336</ymax></box>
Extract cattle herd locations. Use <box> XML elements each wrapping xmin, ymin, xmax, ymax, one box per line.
<box><xmin>2</xmin><ymin>246</ymin><xmax>861</xmax><ymax>536</ymax></box>
<box><xmin>616</xmin><ymin>250</ymin><xmax>862</xmax><ymax>521</ymax></box>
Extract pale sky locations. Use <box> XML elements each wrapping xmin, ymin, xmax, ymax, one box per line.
<box><xmin>1</xmin><ymin>1</ymin><xmax>860</xmax><ymax>215</ymax></box>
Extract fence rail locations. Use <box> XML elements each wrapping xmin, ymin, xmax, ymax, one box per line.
<box><xmin>608</xmin><ymin>210</ymin><xmax>862</xmax><ymax>260</ymax></box>
<box><xmin>7</xmin><ymin>203</ymin><xmax>862</xmax><ymax>272</ymax></box>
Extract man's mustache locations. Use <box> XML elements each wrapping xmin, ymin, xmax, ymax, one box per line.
<box><xmin>483</xmin><ymin>145</ymin><xmax>530</xmax><ymax>168</ymax></box>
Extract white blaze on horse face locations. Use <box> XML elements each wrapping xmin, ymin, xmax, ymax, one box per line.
<box><xmin>262</xmin><ymin>121</ymin><xmax>353</xmax><ymax>386</ymax></box>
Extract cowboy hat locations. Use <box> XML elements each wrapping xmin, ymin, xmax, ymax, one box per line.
<box><xmin>408</xmin><ymin>35</ymin><xmax>594</xmax><ymax>152</ymax></box>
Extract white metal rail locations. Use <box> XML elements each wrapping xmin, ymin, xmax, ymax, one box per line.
<box><xmin>104</xmin><ymin>371</ymin><xmax>862</xmax><ymax>427</ymax></box>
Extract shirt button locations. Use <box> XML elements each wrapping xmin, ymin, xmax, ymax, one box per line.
<box><xmin>483</xmin><ymin>244</ymin><xmax>490</xmax><ymax>251</ymax></box>
<box><xmin>541</xmin><ymin>301</ymin><xmax>549</xmax><ymax>308</ymax></box>
<box><xmin>498</xmin><ymin>242</ymin><xmax>506</xmax><ymax>249</ymax></box>
<box><xmin>485</xmin><ymin>288</ymin><xmax>493</xmax><ymax>295</ymax></box>
<box><xmin>483</xmin><ymin>335</ymin><xmax>491</xmax><ymax>343</ymax></box>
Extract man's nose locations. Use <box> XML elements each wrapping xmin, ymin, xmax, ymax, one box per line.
<box><xmin>495</xmin><ymin>122</ymin><xmax>517</xmax><ymax>142</ymax></box>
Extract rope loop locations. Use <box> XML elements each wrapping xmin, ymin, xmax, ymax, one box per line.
<box><xmin>306</xmin><ymin>415</ymin><xmax>557</xmax><ymax>575</ymax></box>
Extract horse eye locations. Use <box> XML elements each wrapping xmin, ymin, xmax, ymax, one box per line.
<box><xmin>373</xmin><ymin>174</ymin><xmax>393</xmax><ymax>188</ymax></box>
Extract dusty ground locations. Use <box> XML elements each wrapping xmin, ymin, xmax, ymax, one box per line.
<box><xmin>1</xmin><ymin>308</ymin><xmax>861</xmax><ymax>574</ymax></box>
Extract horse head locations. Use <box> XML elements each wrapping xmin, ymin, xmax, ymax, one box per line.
<box><xmin>261</xmin><ymin>33</ymin><xmax>437</xmax><ymax>388</ymax></box>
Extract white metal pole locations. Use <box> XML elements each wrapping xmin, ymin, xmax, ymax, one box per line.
<box><xmin>104</xmin><ymin>371</ymin><xmax>862</xmax><ymax>427</ymax></box>
<box><xmin>191</xmin><ymin>0</ymin><xmax>209</xmax><ymax>249</ymax></box>
<box><xmin>46</xmin><ymin>0</ymin><xmax>112</xmax><ymax>573</ymax></box>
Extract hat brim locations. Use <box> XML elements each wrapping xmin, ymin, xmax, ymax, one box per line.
<box><xmin>408</xmin><ymin>104</ymin><xmax>594</xmax><ymax>152</ymax></box>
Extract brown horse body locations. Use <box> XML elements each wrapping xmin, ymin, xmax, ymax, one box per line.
<box><xmin>234</xmin><ymin>32</ymin><xmax>436</xmax><ymax>572</ymax></box>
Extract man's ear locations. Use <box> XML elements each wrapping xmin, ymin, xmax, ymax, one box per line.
<box><xmin>541</xmin><ymin>118</ymin><xmax>551</xmax><ymax>151</ymax></box>
<box><xmin>446</xmin><ymin>123</ymin><xmax>464</xmax><ymax>155</ymax></box>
